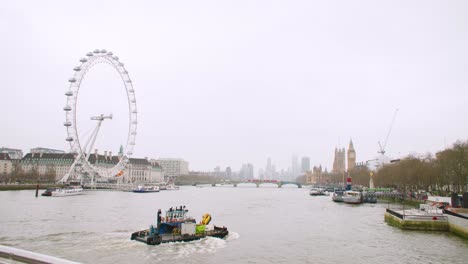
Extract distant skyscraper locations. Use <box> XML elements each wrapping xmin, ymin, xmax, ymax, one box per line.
<box><xmin>291</xmin><ymin>155</ymin><xmax>300</xmax><ymax>180</ymax></box>
<box><xmin>258</xmin><ymin>168</ymin><xmax>265</xmax><ymax>180</ymax></box>
<box><xmin>347</xmin><ymin>140</ymin><xmax>356</xmax><ymax>171</ymax></box>
<box><xmin>332</xmin><ymin>148</ymin><xmax>346</xmax><ymax>174</ymax></box>
<box><xmin>226</xmin><ymin>167</ymin><xmax>232</xmax><ymax>178</ymax></box>
<box><xmin>240</xmin><ymin>163</ymin><xmax>254</xmax><ymax>180</ymax></box>
<box><xmin>265</xmin><ymin>157</ymin><xmax>273</xmax><ymax>180</ymax></box>
<box><xmin>301</xmin><ymin>157</ymin><xmax>310</xmax><ymax>173</ymax></box>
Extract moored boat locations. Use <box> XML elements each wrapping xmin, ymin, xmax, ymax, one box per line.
<box><xmin>343</xmin><ymin>191</ymin><xmax>363</xmax><ymax>204</ymax></box>
<box><xmin>332</xmin><ymin>191</ymin><xmax>344</xmax><ymax>202</ymax></box>
<box><xmin>43</xmin><ymin>186</ymin><xmax>85</xmax><ymax>197</ymax></box>
<box><xmin>309</xmin><ymin>188</ymin><xmax>325</xmax><ymax>196</ymax></box>
<box><xmin>131</xmin><ymin>207</ymin><xmax>229</xmax><ymax>245</ymax></box>
<box><xmin>41</xmin><ymin>187</ymin><xmax>57</xmax><ymax>196</ymax></box>
<box><xmin>166</xmin><ymin>184</ymin><xmax>179</xmax><ymax>191</ymax></box>
<box><xmin>133</xmin><ymin>185</ymin><xmax>160</xmax><ymax>193</ymax></box>
<box><xmin>363</xmin><ymin>192</ymin><xmax>377</xmax><ymax>203</ymax></box>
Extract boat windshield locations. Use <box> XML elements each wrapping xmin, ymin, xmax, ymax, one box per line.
<box><xmin>165</xmin><ymin>208</ymin><xmax>188</xmax><ymax>220</ymax></box>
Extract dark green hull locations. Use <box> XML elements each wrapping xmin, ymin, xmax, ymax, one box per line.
<box><xmin>131</xmin><ymin>226</ymin><xmax>229</xmax><ymax>245</ymax></box>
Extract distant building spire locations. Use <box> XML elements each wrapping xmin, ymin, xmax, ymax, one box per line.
<box><xmin>347</xmin><ymin>139</ymin><xmax>356</xmax><ymax>171</ymax></box>
<box><xmin>119</xmin><ymin>145</ymin><xmax>124</xmax><ymax>157</ymax></box>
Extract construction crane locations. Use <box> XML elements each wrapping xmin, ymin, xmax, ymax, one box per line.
<box><xmin>378</xmin><ymin>109</ymin><xmax>398</xmax><ymax>155</ymax></box>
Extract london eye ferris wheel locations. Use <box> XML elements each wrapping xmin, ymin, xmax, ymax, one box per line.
<box><xmin>60</xmin><ymin>49</ymin><xmax>137</xmax><ymax>183</ymax></box>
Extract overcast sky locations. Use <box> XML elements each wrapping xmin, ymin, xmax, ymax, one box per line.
<box><xmin>1</xmin><ymin>0</ymin><xmax>468</xmax><ymax>172</ymax></box>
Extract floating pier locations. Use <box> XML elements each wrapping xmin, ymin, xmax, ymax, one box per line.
<box><xmin>385</xmin><ymin>208</ymin><xmax>449</xmax><ymax>231</ymax></box>
<box><xmin>385</xmin><ymin>205</ymin><xmax>468</xmax><ymax>239</ymax></box>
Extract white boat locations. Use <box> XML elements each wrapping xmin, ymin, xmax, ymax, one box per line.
<box><xmin>166</xmin><ymin>184</ymin><xmax>179</xmax><ymax>191</ymax></box>
<box><xmin>133</xmin><ymin>185</ymin><xmax>160</xmax><ymax>193</ymax></box>
<box><xmin>309</xmin><ymin>188</ymin><xmax>325</xmax><ymax>196</ymax></box>
<box><xmin>343</xmin><ymin>191</ymin><xmax>363</xmax><ymax>204</ymax></box>
<box><xmin>332</xmin><ymin>191</ymin><xmax>345</xmax><ymax>202</ymax></box>
<box><xmin>50</xmin><ymin>186</ymin><xmax>85</xmax><ymax>197</ymax></box>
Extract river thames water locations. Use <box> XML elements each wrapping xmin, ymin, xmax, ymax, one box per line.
<box><xmin>1</xmin><ymin>185</ymin><xmax>467</xmax><ymax>264</ymax></box>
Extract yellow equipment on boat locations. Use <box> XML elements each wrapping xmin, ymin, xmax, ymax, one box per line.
<box><xmin>200</xmin><ymin>213</ymin><xmax>211</xmax><ymax>225</ymax></box>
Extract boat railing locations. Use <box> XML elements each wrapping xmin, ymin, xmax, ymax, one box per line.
<box><xmin>443</xmin><ymin>208</ymin><xmax>468</xmax><ymax>220</ymax></box>
<box><xmin>0</xmin><ymin>245</ymin><xmax>80</xmax><ymax>264</ymax></box>
<box><xmin>386</xmin><ymin>208</ymin><xmax>447</xmax><ymax>221</ymax></box>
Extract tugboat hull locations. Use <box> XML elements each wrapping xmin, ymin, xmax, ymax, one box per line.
<box><xmin>131</xmin><ymin>226</ymin><xmax>229</xmax><ymax>245</ymax></box>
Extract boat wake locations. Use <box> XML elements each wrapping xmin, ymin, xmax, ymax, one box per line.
<box><xmin>226</xmin><ymin>231</ymin><xmax>240</xmax><ymax>241</ymax></box>
<box><xmin>147</xmin><ymin>231</ymin><xmax>239</xmax><ymax>261</ymax></box>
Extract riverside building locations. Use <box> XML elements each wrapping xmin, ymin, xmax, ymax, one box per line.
<box><xmin>19</xmin><ymin>150</ymin><xmax>163</xmax><ymax>183</ymax></box>
<box><xmin>0</xmin><ymin>147</ymin><xmax>23</xmax><ymax>160</ymax></box>
<box><xmin>0</xmin><ymin>153</ymin><xmax>13</xmax><ymax>176</ymax></box>
<box><xmin>154</xmin><ymin>158</ymin><xmax>189</xmax><ymax>178</ymax></box>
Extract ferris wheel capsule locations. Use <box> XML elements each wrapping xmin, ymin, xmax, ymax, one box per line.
<box><xmin>80</xmin><ymin>58</ymin><xmax>88</xmax><ymax>63</ymax></box>
<box><xmin>86</xmin><ymin>52</ymin><xmax>93</xmax><ymax>56</ymax></box>
<box><xmin>63</xmin><ymin>105</ymin><xmax>72</xmax><ymax>111</ymax></box>
<box><xmin>100</xmin><ymin>49</ymin><xmax>107</xmax><ymax>53</ymax></box>
<box><xmin>129</xmin><ymin>89</ymin><xmax>134</xmax><ymax>93</ymax></box>
<box><xmin>107</xmin><ymin>52</ymin><xmax>113</xmax><ymax>56</ymax></box>
<box><xmin>65</xmin><ymin>91</ymin><xmax>73</xmax><ymax>96</ymax></box>
<box><xmin>73</xmin><ymin>66</ymin><xmax>81</xmax><ymax>71</ymax></box>
<box><xmin>68</xmin><ymin>78</ymin><xmax>76</xmax><ymax>83</ymax></box>
<box><xmin>66</xmin><ymin>137</ymin><xmax>74</xmax><ymax>142</ymax></box>
<box><xmin>113</xmin><ymin>56</ymin><xmax>119</xmax><ymax>61</ymax></box>
<box><xmin>119</xmin><ymin>62</ymin><xmax>124</xmax><ymax>66</ymax></box>
<box><xmin>125</xmin><ymin>79</ymin><xmax>132</xmax><ymax>83</ymax></box>
<box><xmin>63</xmin><ymin>122</ymin><xmax>72</xmax><ymax>127</ymax></box>
<box><xmin>93</xmin><ymin>49</ymin><xmax>100</xmax><ymax>53</ymax></box>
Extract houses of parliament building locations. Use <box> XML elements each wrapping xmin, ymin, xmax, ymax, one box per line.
<box><xmin>332</xmin><ymin>140</ymin><xmax>356</xmax><ymax>173</ymax></box>
<box><xmin>306</xmin><ymin>140</ymin><xmax>356</xmax><ymax>184</ymax></box>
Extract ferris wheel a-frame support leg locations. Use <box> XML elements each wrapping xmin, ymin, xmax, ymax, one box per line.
<box><xmin>59</xmin><ymin>114</ymin><xmax>112</xmax><ymax>183</ymax></box>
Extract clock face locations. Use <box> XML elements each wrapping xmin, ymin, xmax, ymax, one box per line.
<box><xmin>349</xmin><ymin>153</ymin><xmax>355</xmax><ymax>158</ymax></box>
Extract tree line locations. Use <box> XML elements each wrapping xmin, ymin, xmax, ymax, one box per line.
<box><xmin>0</xmin><ymin>163</ymin><xmax>56</xmax><ymax>184</ymax></box>
<box><xmin>374</xmin><ymin>141</ymin><xmax>468</xmax><ymax>195</ymax></box>
<box><xmin>297</xmin><ymin>140</ymin><xmax>468</xmax><ymax>195</ymax></box>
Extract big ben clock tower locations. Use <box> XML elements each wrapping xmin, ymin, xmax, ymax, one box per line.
<box><xmin>347</xmin><ymin>140</ymin><xmax>356</xmax><ymax>171</ymax></box>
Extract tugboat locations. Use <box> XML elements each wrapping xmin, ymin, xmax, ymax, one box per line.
<box><xmin>131</xmin><ymin>207</ymin><xmax>229</xmax><ymax>245</ymax></box>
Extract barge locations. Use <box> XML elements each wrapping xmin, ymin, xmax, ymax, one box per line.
<box><xmin>131</xmin><ymin>207</ymin><xmax>229</xmax><ymax>245</ymax></box>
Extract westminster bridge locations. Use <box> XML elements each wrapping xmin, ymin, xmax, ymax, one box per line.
<box><xmin>191</xmin><ymin>179</ymin><xmax>302</xmax><ymax>188</ymax></box>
